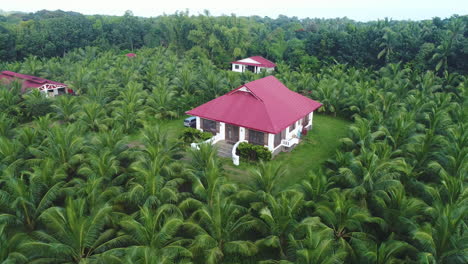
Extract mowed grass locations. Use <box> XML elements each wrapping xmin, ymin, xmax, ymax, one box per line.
<box><xmin>152</xmin><ymin>114</ymin><xmax>351</xmax><ymax>189</ymax></box>
<box><xmin>224</xmin><ymin>114</ymin><xmax>351</xmax><ymax>188</ymax></box>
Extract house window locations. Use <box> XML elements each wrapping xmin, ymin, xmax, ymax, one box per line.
<box><xmin>289</xmin><ymin>121</ymin><xmax>296</xmax><ymax>132</ymax></box>
<box><xmin>202</xmin><ymin>119</ymin><xmax>217</xmax><ymax>134</ymax></box>
<box><xmin>234</xmin><ymin>64</ymin><xmax>240</xmax><ymax>70</ymax></box>
<box><xmin>274</xmin><ymin>131</ymin><xmax>282</xmax><ymax>147</ymax></box>
<box><xmin>303</xmin><ymin>114</ymin><xmax>310</xmax><ymax>126</ymax></box>
<box><xmin>249</xmin><ymin>129</ymin><xmax>264</xmax><ymax>146</ymax></box>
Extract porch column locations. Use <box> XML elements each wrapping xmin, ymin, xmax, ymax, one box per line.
<box><xmin>219</xmin><ymin>122</ymin><xmax>226</xmax><ymax>140</ymax></box>
<box><xmin>310</xmin><ymin>112</ymin><xmax>314</xmax><ymax>129</ymax></box>
<box><xmin>196</xmin><ymin>117</ymin><xmax>202</xmax><ymax>131</ymax></box>
<box><xmin>239</xmin><ymin>127</ymin><xmax>246</xmax><ymax>141</ymax></box>
<box><xmin>267</xmin><ymin>133</ymin><xmax>275</xmax><ymax>151</ymax></box>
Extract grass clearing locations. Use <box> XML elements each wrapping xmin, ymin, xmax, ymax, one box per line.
<box><xmin>224</xmin><ymin>114</ymin><xmax>351</xmax><ymax>188</ymax></box>
<box><xmin>147</xmin><ymin>114</ymin><xmax>351</xmax><ymax>189</ymax></box>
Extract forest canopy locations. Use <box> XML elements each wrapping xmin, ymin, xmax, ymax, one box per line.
<box><xmin>0</xmin><ymin>10</ymin><xmax>467</xmax><ymax>73</ymax></box>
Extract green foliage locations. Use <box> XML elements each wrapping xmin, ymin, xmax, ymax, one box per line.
<box><xmin>238</xmin><ymin>142</ymin><xmax>272</xmax><ymax>162</ymax></box>
<box><xmin>0</xmin><ymin>13</ymin><xmax>466</xmax><ymax>263</ymax></box>
<box><xmin>1</xmin><ymin>11</ymin><xmax>467</xmax><ymax>73</ymax></box>
<box><xmin>180</xmin><ymin>127</ymin><xmax>213</xmax><ymax>143</ymax></box>
<box><xmin>21</xmin><ymin>90</ymin><xmax>53</xmax><ymax>120</ymax></box>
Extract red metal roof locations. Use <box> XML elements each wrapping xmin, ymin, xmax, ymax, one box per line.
<box><xmin>0</xmin><ymin>71</ymin><xmax>67</xmax><ymax>93</ymax></box>
<box><xmin>186</xmin><ymin>76</ymin><xmax>321</xmax><ymax>134</ymax></box>
<box><xmin>126</xmin><ymin>53</ymin><xmax>137</xmax><ymax>57</ymax></box>
<box><xmin>231</xmin><ymin>56</ymin><xmax>276</xmax><ymax>68</ymax></box>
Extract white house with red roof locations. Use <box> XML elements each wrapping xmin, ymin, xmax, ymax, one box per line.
<box><xmin>231</xmin><ymin>56</ymin><xmax>276</xmax><ymax>74</ymax></box>
<box><xmin>0</xmin><ymin>71</ymin><xmax>74</xmax><ymax>97</ymax></box>
<box><xmin>186</xmin><ymin>76</ymin><xmax>321</xmax><ymax>165</ymax></box>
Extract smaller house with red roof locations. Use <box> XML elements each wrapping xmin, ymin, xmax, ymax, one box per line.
<box><xmin>0</xmin><ymin>71</ymin><xmax>74</xmax><ymax>97</ymax></box>
<box><xmin>231</xmin><ymin>56</ymin><xmax>276</xmax><ymax>74</ymax></box>
<box><xmin>186</xmin><ymin>76</ymin><xmax>321</xmax><ymax>165</ymax></box>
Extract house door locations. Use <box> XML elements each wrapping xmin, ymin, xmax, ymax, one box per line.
<box><xmin>225</xmin><ymin>124</ymin><xmax>239</xmax><ymax>143</ymax></box>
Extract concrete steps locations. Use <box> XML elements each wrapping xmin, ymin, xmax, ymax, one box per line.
<box><xmin>215</xmin><ymin>140</ymin><xmax>234</xmax><ymax>158</ymax></box>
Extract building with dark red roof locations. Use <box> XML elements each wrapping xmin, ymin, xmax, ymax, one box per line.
<box><xmin>0</xmin><ymin>71</ymin><xmax>74</xmax><ymax>97</ymax></box>
<box><xmin>186</xmin><ymin>76</ymin><xmax>321</xmax><ymax>165</ymax></box>
<box><xmin>231</xmin><ymin>56</ymin><xmax>276</xmax><ymax>74</ymax></box>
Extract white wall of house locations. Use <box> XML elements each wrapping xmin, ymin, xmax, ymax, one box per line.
<box><xmin>232</xmin><ymin>64</ymin><xmax>244</xmax><ymax>72</ymax></box>
<box><xmin>232</xmin><ymin>64</ymin><xmax>275</xmax><ymax>74</ymax></box>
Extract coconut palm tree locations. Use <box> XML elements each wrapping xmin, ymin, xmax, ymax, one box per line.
<box><xmin>51</xmin><ymin>95</ymin><xmax>80</xmax><ymax>123</ymax></box>
<box><xmin>313</xmin><ymin>190</ymin><xmax>384</xmax><ymax>261</ymax></box>
<box><xmin>184</xmin><ymin>195</ymin><xmax>257</xmax><ymax>264</ymax></box>
<box><xmin>255</xmin><ymin>191</ymin><xmax>305</xmax><ymax>261</ymax></box>
<box><xmin>247</xmin><ymin>161</ymin><xmax>288</xmax><ymax>197</ymax></box>
<box><xmin>334</xmin><ymin>143</ymin><xmax>406</xmax><ymax>207</ymax></box>
<box><xmin>0</xmin><ymin>172</ymin><xmax>64</xmax><ymax>231</ymax></box>
<box><xmin>377</xmin><ymin>27</ymin><xmax>399</xmax><ymax>63</ymax></box>
<box><xmin>119</xmin><ymin>205</ymin><xmax>192</xmax><ymax>263</ymax></box>
<box><xmin>374</xmin><ymin>186</ymin><xmax>432</xmax><ymax>238</ymax></box>
<box><xmin>412</xmin><ymin>203</ymin><xmax>467</xmax><ymax>264</ymax></box>
<box><xmin>125</xmin><ymin>151</ymin><xmax>183</xmax><ymax>209</ymax></box>
<box><xmin>78</xmin><ymin>101</ymin><xmax>109</xmax><ymax>132</ymax></box>
<box><xmin>29</xmin><ymin>124</ymin><xmax>85</xmax><ymax>176</ymax></box>
<box><xmin>291</xmin><ymin>219</ymin><xmax>347</xmax><ymax>264</ymax></box>
<box><xmin>146</xmin><ymin>85</ymin><xmax>179</xmax><ymax>120</ymax></box>
<box><xmin>27</xmin><ymin>198</ymin><xmax>129</xmax><ymax>263</ymax></box>
<box><xmin>363</xmin><ymin>237</ymin><xmax>417</xmax><ymax>264</ymax></box>
<box><xmin>0</xmin><ymin>224</ymin><xmax>28</xmax><ymax>264</ymax></box>
<box><xmin>296</xmin><ymin>170</ymin><xmax>333</xmax><ymax>209</ymax></box>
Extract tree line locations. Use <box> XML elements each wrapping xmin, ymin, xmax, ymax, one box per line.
<box><xmin>0</xmin><ymin>10</ymin><xmax>467</xmax><ymax>73</ymax></box>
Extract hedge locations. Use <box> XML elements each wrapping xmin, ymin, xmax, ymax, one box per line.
<box><xmin>180</xmin><ymin>127</ymin><xmax>213</xmax><ymax>143</ymax></box>
<box><xmin>237</xmin><ymin>142</ymin><xmax>271</xmax><ymax>162</ymax></box>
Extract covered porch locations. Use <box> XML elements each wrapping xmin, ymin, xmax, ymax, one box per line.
<box><xmin>192</xmin><ymin>112</ymin><xmax>314</xmax><ymax>165</ymax></box>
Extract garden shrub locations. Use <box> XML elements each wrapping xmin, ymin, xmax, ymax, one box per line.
<box><xmin>237</xmin><ymin>142</ymin><xmax>271</xmax><ymax>162</ymax></box>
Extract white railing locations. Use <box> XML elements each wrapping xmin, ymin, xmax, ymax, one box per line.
<box><xmin>232</xmin><ymin>140</ymin><xmax>247</xmax><ymax>166</ymax></box>
<box><xmin>190</xmin><ymin>134</ymin><xmax>222</xmax><ymax>150</ymax></box>
<box><xmin>281</xmin><ymin>137</ymin><xmax>299</xmax><ymax>147</ymax></box>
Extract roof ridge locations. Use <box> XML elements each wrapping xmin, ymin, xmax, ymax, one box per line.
<box><xmin>261</xmin><ymin>100</ymin><xmax>277</xmax><ymax>134</ymax></box>
<box><xmin>232</xmin><ymin>83</ymin><xmax>264</xmax><ymax>103</ymax></box>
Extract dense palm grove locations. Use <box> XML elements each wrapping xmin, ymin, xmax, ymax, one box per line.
<box><xmin>0</xmin><ymin>10</ymin><xmax>467</xmax><ymax>264</ymax></box>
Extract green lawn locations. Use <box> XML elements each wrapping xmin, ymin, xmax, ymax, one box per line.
<box><xmin>152</xmin><ymin>114</ymin><xmax>351</xmax><ymax>189</ymax></box>
<box><xmin>224</xmin><ymin>114</ymin><xmax>351</xmax><ymax>188</ymax></box>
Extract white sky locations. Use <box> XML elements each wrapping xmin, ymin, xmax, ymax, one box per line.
<box><xmin>1</xmin><ymin>0</ymin><xmax>467</xmax><ymax>21</ymax></box>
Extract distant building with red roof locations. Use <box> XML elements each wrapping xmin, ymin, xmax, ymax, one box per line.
<box><xmin>186</xmin><ymin>76</ymin><xmax>321</xmax><ymax>165</ymax></box>
<box><xmin>126</xmin><ymin>53</ymin><xmax>137</xmax><ymax>58</ymax></box>
<box><xmin>231</xmin><ymin>56</ymin><xmax>276</xmax><ymax>74</ymax></box>
<box><xmin>0</xmin><ymin>71</ymin><xmax>74</xmax><ymax>97</ymax></box>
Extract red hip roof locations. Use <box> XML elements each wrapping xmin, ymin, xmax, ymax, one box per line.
<box><xmin>186</xmin><ymin>76</ymin><xmax>321</xmax><ymax>134</ymax></box>
<box><xmin>0</xmin><ymin>71</ymin><xmax>68</xmax><ymax>93</ymax></box>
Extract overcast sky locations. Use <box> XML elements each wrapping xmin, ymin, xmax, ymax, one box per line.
<box><xmin>2</xmin><ymin>0</ymin><xmax>467</xmax><ymax>21</ymax></box>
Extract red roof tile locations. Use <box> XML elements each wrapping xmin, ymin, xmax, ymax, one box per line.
<box><xmin>186</xmin><ymin>76</ymin><xmax>321</xmax><ymax>134</ymax></box>
<box><xmin>231</xmin><ymin>56</ymin><xmax>276</xmax><ymax>68</ymax></box>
